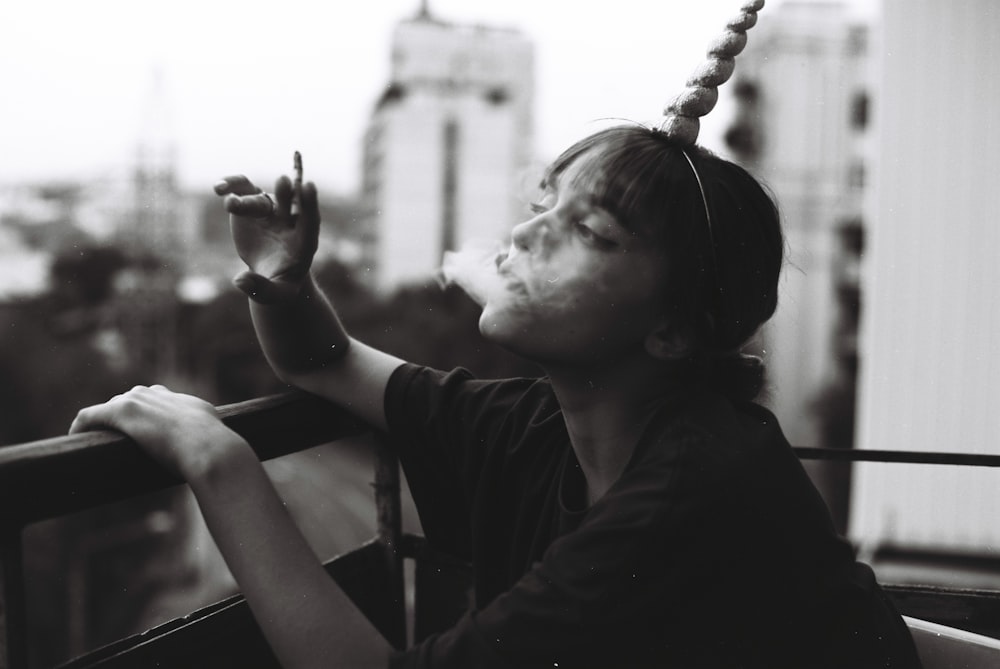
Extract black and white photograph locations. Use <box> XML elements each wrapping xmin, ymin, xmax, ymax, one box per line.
<box><xmin>1</xmin><ymin>1</ymin><xmax>998</xmax><ymax>667</ymax></box>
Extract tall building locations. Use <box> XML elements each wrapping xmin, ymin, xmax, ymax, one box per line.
<box><xmin>850</xmin><ymin>0</ymin><xmax>1000</xmax><ymax>572</ymax></box>
<box><xmin>724</xmin><ymin>3</ymin><xmax>872</xmax><ymax>471</ymax></box>
<box><xmin>361</xmin><ymin>5</ymin><xmax>534</xmax><ymax>289</ymax></box>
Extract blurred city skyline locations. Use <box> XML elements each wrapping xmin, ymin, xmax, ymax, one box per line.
<box><xmin>1</xmin><ymin>0</ymin><xmax>876</xmax><ymax>194</ymax></box>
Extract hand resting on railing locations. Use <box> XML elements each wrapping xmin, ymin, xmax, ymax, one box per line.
<box><xmin>71</xmin><ymin>384</ymin><xmax>393</xmax><ymax>669</ymax></box>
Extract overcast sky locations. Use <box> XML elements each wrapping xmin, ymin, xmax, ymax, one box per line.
<box><xmin>1</xmin><ymin>0</ymin><xmax>875</xmax><ymax>195</ymax></box>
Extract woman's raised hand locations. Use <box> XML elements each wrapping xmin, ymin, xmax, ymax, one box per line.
<box><xmin>214</xmin><ymin>168</ymin><xmax>321</xmax><ymax>304</ymax></box>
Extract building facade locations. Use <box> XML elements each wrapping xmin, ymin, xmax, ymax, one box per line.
<box><xmin>730</xmin><ymin>0</ymin><xmax>1000</xmax><ymax>583</ymax></box>
<box><xmin>361</xmin><ymin>8</ymin><xmax>534</xmax><ymax>290</ymax></box>
<box><xmin>724</xmin><ymin>2</ymin><xmax>872</xmax><ymax>480</ymax></box>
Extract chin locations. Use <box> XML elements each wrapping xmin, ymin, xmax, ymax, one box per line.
<box><xmin>478</xmin><ymin>306</ymin><xmax>531</xmax><ymax>354</ymax></box>
<box><xmin>478</xmin><ymin>307</ymin><xmax>508</xmax><ymax>343</ymax></box>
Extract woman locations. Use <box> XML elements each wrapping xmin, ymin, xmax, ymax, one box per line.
<box><xmin>72</xmin><ymin>124</ymin><xmax>920</xmax><ymax>667</ymax></box>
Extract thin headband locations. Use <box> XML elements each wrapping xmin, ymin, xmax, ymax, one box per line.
<box><xmin>679</xmin><ymin>149</ymin><xmax>717</xmax><ymax>272</ymax></box>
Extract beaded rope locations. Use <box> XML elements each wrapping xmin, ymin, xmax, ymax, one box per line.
<box><xmin>660</xmin><ymin>0</ymin><xmax>766</xmax><ymax>267</ymax></box>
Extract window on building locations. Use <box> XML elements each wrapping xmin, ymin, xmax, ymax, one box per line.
<box><xmin>850</xmin><ymin>92</ymin><xmax>869</xmax><ymax>130</ymax></box>
<box><xmin>848</xmin><ymin>162</ymin><xmax>866</xmax><ymax>189</ymax></box>
<box><xmin>484</xmin><ymin>87</ymin><xmax>509</xmax><ymax>105</ymax></box>
<box><xmin>732</xmin><ymin>79</ymin><xmax>759</xmax><ymax>103</ymax></box>
<box><xmin>375</xmin><ymin>83</ymin><xmax>407</xmax><ymax>111</ymax></box>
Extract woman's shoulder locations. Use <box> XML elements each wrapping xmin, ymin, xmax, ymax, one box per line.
<box><xmin>639</xmin><ymin>390</ymin><xmax>790</xmax><ymax>469</ymax></box>
<box><xmin>612</xmin><ymin>390</ymin><xmax>814</xmax><ymax>524</ymax></box>
<box><xmin>388</xmin><ymin>363</ymin><xmax>562</xmax><ymax>432</ymax></box>
<box><xmin>390</xmin><ymin>363</ymin><xmax>552</xmax><ymax>403</ymax></box>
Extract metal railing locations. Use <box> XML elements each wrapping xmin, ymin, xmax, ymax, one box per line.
<box><xmin>1</xmin><ymin>392</ymin><xmax>998</xmax><ymax>668</ymax></box>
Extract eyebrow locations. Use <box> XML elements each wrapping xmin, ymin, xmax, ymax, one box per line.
<box><xmin>540</xmin><ymin>174</ymin><xmax>618</xmax><ymax>218</ymax></box>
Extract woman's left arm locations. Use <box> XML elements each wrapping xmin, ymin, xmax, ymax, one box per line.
<box><xmin>71</xmin><ymin>385</ymin><xmax>392</xmax><ymax>669</ymax></box>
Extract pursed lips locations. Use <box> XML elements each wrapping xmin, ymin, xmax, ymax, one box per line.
<box><xmin>495</xmin><ymin>251</ymin><xmax>531</xmax><ymax>296</ymax></box>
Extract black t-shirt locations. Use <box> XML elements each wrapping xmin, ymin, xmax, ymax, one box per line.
<box><xmin>385</xmin><ymin>364</ymin><xmax>920</xmax><ymax>668</ymax></box>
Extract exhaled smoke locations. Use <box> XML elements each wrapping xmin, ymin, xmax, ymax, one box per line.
<box><xmin>438</xmin><ymin>239</ymin><xmax>505</xmax><ymax>307</ymax></box>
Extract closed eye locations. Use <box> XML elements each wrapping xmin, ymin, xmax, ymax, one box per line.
<box><xmin>574</xmin><ymin>221</ymin><xmax>616</xmax><ymax>250</ymax></box>
<box><xmin>528</xmin><ymin>202</ymin><xmax>549</xmax><ymax>215</ymax></box>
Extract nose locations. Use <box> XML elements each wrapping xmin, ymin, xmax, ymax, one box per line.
<box><xmin>511</xmin><ymin>219</ymin><xmax>531</xmax><ymax>251</ymax></box>
<box><xmin>511</xmin><ymin>213</ymin><xmax>550</xmax><ymax>253</ymax></box>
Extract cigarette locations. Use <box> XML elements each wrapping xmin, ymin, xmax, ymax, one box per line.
<box><xmin>291</xmin><ymin>151</ymin><xmax>303</xmax><ymax>216</ymax></box>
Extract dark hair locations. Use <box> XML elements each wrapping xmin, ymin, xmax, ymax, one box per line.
<box><xmin>546</xmin><ymin>124</ymin><xmax>784</xmax><ymax>401</ymax></box>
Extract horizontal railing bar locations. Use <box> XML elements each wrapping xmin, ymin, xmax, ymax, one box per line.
<box><xmin>884</xmin><ymin>584</ymin><xmax>1000</xmax><ymax>640</ymax></box>
<box><xmin>0</xmin><ymin>391</ymin><xmax>368</xmax><ymax>528</ymax></box>
<box><xmin>793</xmin><ymin>447</ymin><xmax>1000</xmax><ymax>467</ymax></box>
<box><xmin>1</xmin><ymin>392</ymin><xmax>997</xmax><ymax>527</ymax></box>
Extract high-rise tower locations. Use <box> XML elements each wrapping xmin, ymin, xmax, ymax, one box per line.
<box><xmin>361</xmin><ymin>5</ymin><xmax>535</xmax><ymax>289</ymax></box>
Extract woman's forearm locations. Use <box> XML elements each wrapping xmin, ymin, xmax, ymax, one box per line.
<box><xmin>188</xmin><ymin>432</ymin><xmax>391</xmax><ymax>668</ymax></box>
<box><xmin>249</xmin><ymin>274</ymin><xmax>351</xmax><ymax>379</ymax></box>
<box><xmin>247</xmin><ymin>274</ymin><xmax>405</xmax><ymax>430</ymax></box>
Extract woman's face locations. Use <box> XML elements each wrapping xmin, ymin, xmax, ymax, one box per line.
<box><xmin>480</xmin><ymin>149</ymin><xmax>669</xmax><ymax>366</ymax></box>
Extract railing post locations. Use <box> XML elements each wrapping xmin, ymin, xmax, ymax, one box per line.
<box><xmin>0</xmin><ymin>526</ymin><xmax>27</xmax><ymax>669</ymax></box>
<box><xmin>373</xmin><ymin>438</ymin><xmax>407</xmax><ymax>650</ymax></box>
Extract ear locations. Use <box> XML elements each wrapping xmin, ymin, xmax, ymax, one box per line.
<box><xmin>644</xmin><ymin>319</ymin><xmax>694</xmax><ymax>361</ymax></box>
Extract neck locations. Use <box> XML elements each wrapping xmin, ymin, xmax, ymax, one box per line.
<box><xmin>544</xmin><ymin>355</ymin><xmax>672</xmax><ymax>505</ymax></box>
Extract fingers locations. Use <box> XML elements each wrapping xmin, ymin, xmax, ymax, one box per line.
<box><xmin>224</xmin><ymin>192</ymin><xmax>275</xmax><ymax>218</ymax></box>
<box><xmin>214</xmin><ymin>175</ymin><xmax>261</xmax><ymax>196</ymax></box>
<box><xmin>69</xmin><ymin>395</ymin><xmax>137</xmax><ymax>435</ymax></box>
<box><xmin>69</xmin><ymin>385</ymin><xmax>168</xmax><ymax>435</ymax></box>
<box><xmin>233</xmin><ymin>270</ymin><xmax>302</xmax><ymax>304</ymax></box>
<box><xmin>69</xmin><ymin>405</ymin><xmax>106</xmax><ymax>435</ymax></box>
<box><xmin>217</xmin><ymin>173</ymin><xmax>312</xmax><ymax>224</ymax></box>
<box><xmin>217</xmin><ymin>175</ymin><xmax>272</xmax><ymax>218</ymax></box>
<box><xmin>301</xmin><ymin>181</ymin><xmax>320</xmax><ymax>222</ymax></box>
<box><xmin>274</xmin><ymin>175</ymin><xmax>294</xmax><ymax>221</ymax></box>
<box><xmin>301</xmin><ymin>181</ymin><xmax>321</xmax><ymax>237</ymax></box>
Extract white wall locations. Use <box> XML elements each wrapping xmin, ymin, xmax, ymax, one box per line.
<box><xmin>851</xmin><ymin>0</ymin><xmax>1000</xmax><ymax>552</ymax></box>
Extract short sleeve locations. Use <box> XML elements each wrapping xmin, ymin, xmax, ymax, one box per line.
<box><xmin>383</xmin><ymin>364</ymin><xmax>550</xmax><ymax>560</ymax></box>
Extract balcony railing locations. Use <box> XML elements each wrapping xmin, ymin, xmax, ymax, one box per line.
<box><xmin>1</xmin><ymin>392</ymin><xmax>999</xmax><ymax>668</ymax></box>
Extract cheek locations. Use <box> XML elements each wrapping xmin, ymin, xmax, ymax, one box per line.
<box><xmin>477</xmin><ymin>282</ymin><xmax>567</xmax><ymax>347</ymax></box>
<box><xmin>583</xmin><ymin>271</ymin><xmax>666</xmax><ymax>334</ymax></box>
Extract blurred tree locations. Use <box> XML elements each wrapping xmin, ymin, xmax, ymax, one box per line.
<box><xmin>179</xmin><ymin>289</ymin><xmax>284</xmax><ymax>404</ymax></box>
<box><xmin>0</xmin><ymin>243</ymin><xmax>180</xmax><ymax>667</ymax></box>
<box><xmin>0</xmin><ymin>294</ymin><xmax>166</xmax><ymax>668</ymax></box>
<box><xmin>0</xmin><ymin>301</ymin><xmax>140</xmax><ymax>443</ymax></box>
<box><xmin>49</xmin><ymin>244</ymin><xmax>129</xmax><ymax>306</ymax></box>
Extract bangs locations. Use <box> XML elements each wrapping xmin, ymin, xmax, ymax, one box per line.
<box><xmin>544</xmin><ymin>126</ymin><xmax>703</xmax><ymax>245</ymax></box>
